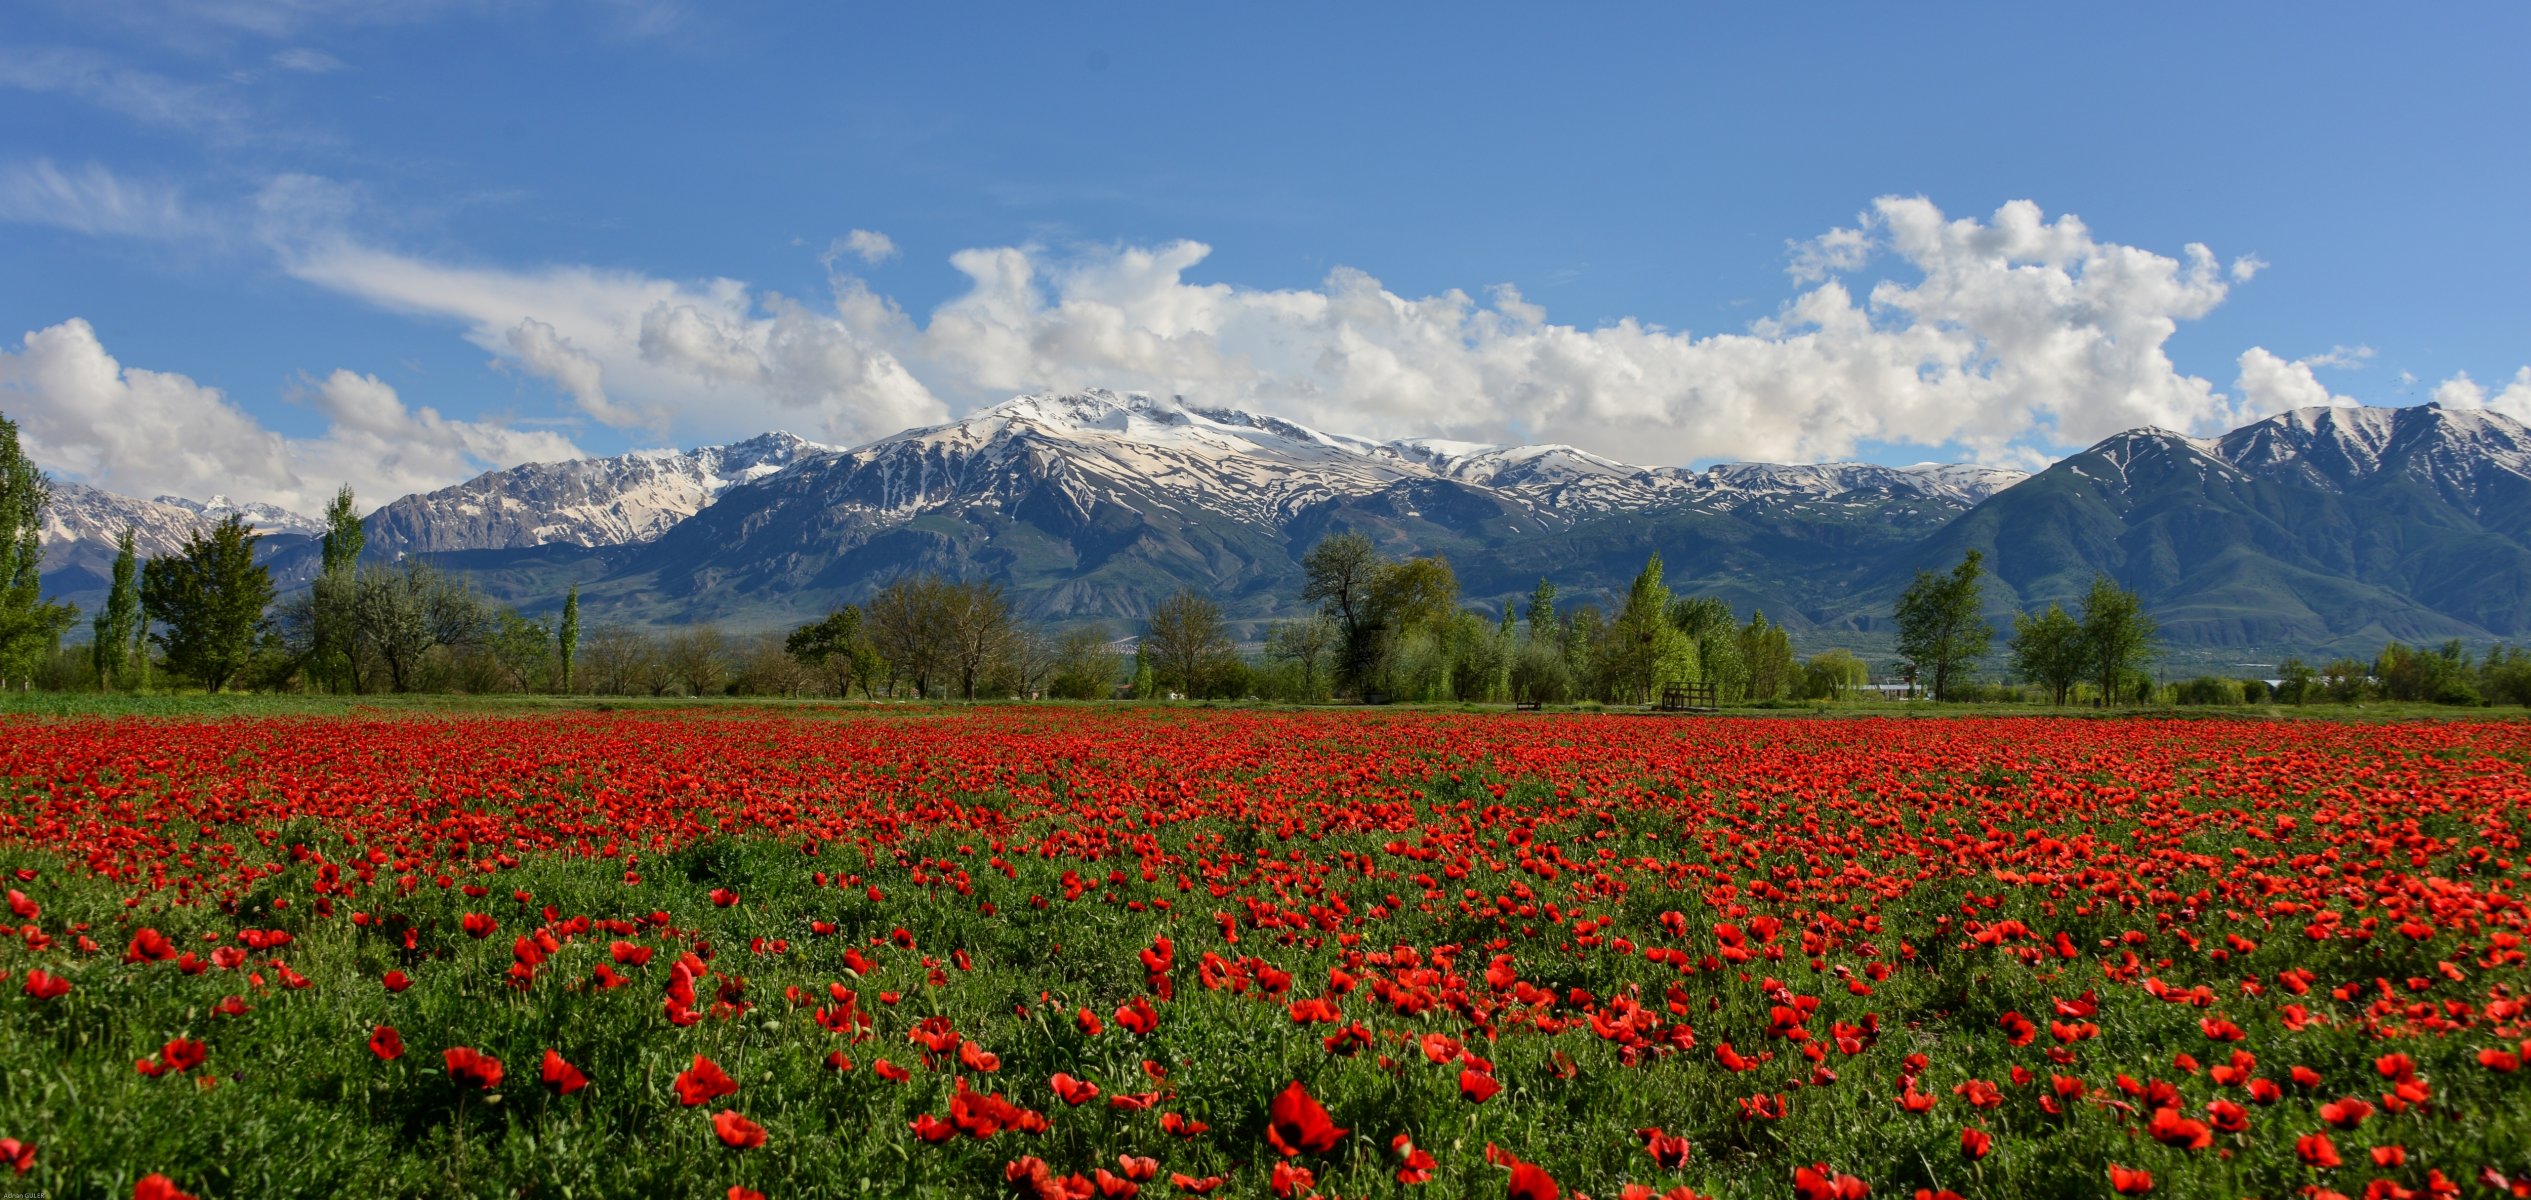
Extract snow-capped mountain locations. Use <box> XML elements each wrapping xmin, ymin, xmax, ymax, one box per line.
<box><xmin>1880</xmin><ymin>401</ymin><xmax>2531</xmax><ymax>652</ymax></box>
<box><xmin>152</xmin><ymin>494</ymin><xmax>325</xmax><ymax>538</ymax></box>
<box><xmin>360</xmin><ymin>431</ymin><xmax>834</xmax><ymax>556</ymax></box>
<box><xmin>703</xmin><ymin>390</ymin><xmax>2027</xmax><ymax>536</ymax></box>
<box><xmin>601</xmin><ymin>391</ymin><xmax>2033</xmax><ymax>626</ymax></box>
<box><xmin>35</xmin><ymin>481</ymin><xmax>320</xmax><ymax>608</ymax></box>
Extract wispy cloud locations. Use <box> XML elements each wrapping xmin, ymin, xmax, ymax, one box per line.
<box><xmin>0</xmin><ymin>159</ymin><xmax>204</xmax><ymax>240</ymax></box>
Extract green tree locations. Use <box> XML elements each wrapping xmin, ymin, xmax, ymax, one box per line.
<box><xmin>90</xmin><ymin>528</ymin><xmax>141</xmax><ymax>689</ymax></box>
<box><xmin>2275</xmin><ymin>656</ymin><xmax>2318</xmax><ymax>704</ymax></box>
<box><xmin>1794</xmin><ymin>648</ymin><xmax>1869</xmax><ymax>701</ymax></box>
<box><xmin>2008</xmin><ymin>602</ymin><xmax>2087</xmax><ymax>705</ymax></box>
<box><xmin>1263</xmin><ymin>614</ymin><xmax>1336</xmax><ymax>702</ymax></box>
<box><xmin>0</xmin><ymin>411</ymin><xmax>78</xmax><ymax>690</ymax></box>
<box><xmin>139</xmin><ymin>515</ymin><xmax>275</xmax><ymax>693</ymax></box>
<box><xmin>1739</xmin><ymin>610</ymin><xmax>1795</xmax><ymax>701</ymax></box>
<box><xmin>1048</xmin><ymin>625</ymin><xmax>1121</xmax><ymax>700</ymax></box>
<box><xmin>487</xmin><ymin>608</ymin><xmax>555</xmax><ymax>692</ymax></box>
<box><xmin>1301</xmin><ymin>532</ymin><xmax>1383</xmax><ymax>695</ymax></box>
<box><xmin>1668</xmin><ymin>595</ymin><xmax>1745</xmax><ymax>700</ymax></box>
<box><xmin>1525</xmin><ymin>578</ymin><xmax>1557</xmax><ymax>642</ymax></box>
<box><xmin>558</xmin><ymin>584</ymin><xmax>581</xmax><ymax>694</ymax></box>
<box><xmin>1604</xmin><ymin>553</ymin><xmax>1694</xmax><ymax>704</ymax></box>
<box><xmin>1893</xmin><ymin>549</ymin><xmax>1991</xmax><ymax>702</ymax></box>
<box><xmin>2077</xmin><ymin>575</ymin><xmax>2156</xmax><ymax>708</ymax></box>
<box><xmin>310</xmin><ymin>484</ymin><xmax>365</xmax><ymax>692</ymax></box>
<box><xmin>788</xmin><ymin>606</ymin><xmax>881</xmax><ymax>698</ymax></box>
<box><xmin>1143</xmin><ymin>587</ymin><xmax>1234</xmax><ymax>698</ymax></box>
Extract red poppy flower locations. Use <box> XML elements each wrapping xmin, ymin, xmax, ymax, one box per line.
<box><xmin>540</xmin><ymin>1049</ymin><xmax>587</xmax><ymax>1095</ymax></box>
<box><xmin>368</xmin><ymin>1026</ymin><xmax>404</xmax><ymax>1061</ymax></box>
<box><xmin>161</xmin><ymin>1039</ymin><xmax>206</xmax><ymax>1074</ymax></box>
<box><xmin>1794</xmin><ymin>1165</ymin><xmax>1867</xmax><ymax>1200</ymax></box>
<box><xmin>1270</xmin><ymin>1162</ymin><xmax>1316</xmax><ymax>1199</ymax></box>
<box><xmin>675</xmin><ymin>1054</ymin><xmax>738</xmax><ymax>1106</ymax></box>
<box><xmin>1392</xmin><ymin>1133</ymin><xmax>1437</xmax><ymax>1184</ymax></box>
<box><xmin>443</xmin><ymin>1046</ymin><xmax>503</xmax><ymax>1090</ymax></box>
<box><xmin>20</xmin><ymin>970</ymin><xmax>69</xmax><ymax>1000</ymax></box>
<box><xmin>0</xmin><ymin>1137</ymin><xmax>33</xmax><ymax>1175</ymax></box>
<box><xmin>2108</xmin><ymin>1165</ymin><xmax>2154</xmax><ymax>1195</ymax></box>
<box><xmin>134</xmin><ymin>1175</ymin><xmax>197</xmax><ymax>1200</ymax></box>
<box><xmin>1050</xmin><ymin>1073</ymin><xmax>1099</xmax><ymax>1105</ymax></box>
<box><xmin>1508</xmin><ymin>1160</ymin><xmax>1561</xmax><ymax>1200</ymax></box>
<box><xmin>1459</xmin><ymin>1068</ymin><xmax>1502</xmax><ymax>1103</ymax></box>
<box><xmin>1638</xmin><ymin>1126</ymin><xmax>1692</xmax><ymax>1169</ymax></box>
<box><xmin>1959</xmin><ymin>1127</ymin><xmax>1990</xmax><ymax>1160</ymax></box>
<box><xmin>1168</xmin><ymin>1175</ymin><xmax>1223</xmax><ymax>1195</ymax></box>
<box><xmin>381</xmin><ymin>970</ymin><xmax>412</xmax><ymax>993</ymax></box>
<box><xmin>2296</xmin><ymin>1133</ymin><xmax>2342</xmax><ymax>1168</ymax></box>
<box><xmin>1265</xmin><ymin>1079</ymin><xmax>1346</xmax><ymax>1157</ymax></box>
<box><xmin>712</xmin><ymin>1110</ymin><xmax>766</xmax><ymax>1149</ymax></box>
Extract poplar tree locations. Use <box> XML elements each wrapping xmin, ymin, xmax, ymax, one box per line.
<box><xmin>558</xmin><ymin>583</ymin><xmax>580</xmax><ymax>694</ymax></box>
<box><xmin>91</xmin><ymin>528</ymin><xmax>140</xmax><ymax>689</ymax></box>
<box><xmin>0</xmin><ymin>412</ymin><xmax>77</xmax><ymax>689</ymax></box>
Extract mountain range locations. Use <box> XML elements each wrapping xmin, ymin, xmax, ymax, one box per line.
<box><xmin>34</xmin><ymin>391</ymin><xmax>2531</xmax><ymax>664</ymax></box>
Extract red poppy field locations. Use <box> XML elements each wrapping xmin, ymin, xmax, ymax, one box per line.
<box><xmin>3</xmin><ymin>709</ymin><xmax>2529</xmax><ymax>1200</ymax></box>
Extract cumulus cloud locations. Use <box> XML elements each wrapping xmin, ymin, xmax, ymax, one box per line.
<box><xmin>2433</xmin><ymin>368</ymin><xmax>2531</xmax><ymax>422</ymax></box>
<box><xmin>831</xmin><ymin>229</ymin><xmax>898</xmax><ymax>265</ymax></box>
<box><xmin>2234</xmin><ymin>348</ymin><xmax>2358</xmax><ymax>418</ymax></box>
<box><xmin>0</xmin><ymin>318</ymin><xmax>580</xmax><ymax>515</ymax></box>
<box><xmin>274</xmin><ymin>223</ymin><xmax>950</xmax><ymax>446</ymax></box>
<box><xmin>245</xmin><ymin>191</ymin><xmax>2531</xmax><ymax>468</ymax></box>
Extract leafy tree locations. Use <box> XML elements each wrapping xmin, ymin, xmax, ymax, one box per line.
<box><xmin>1301</xmin><ymin>533</ymin><xmax>1383</xmax><ymax>695</ymax></box>
<box><xmin>1893</xmin><ymin>549</ymin><xmax>1991</xmax><ymax>702</ymax></box>
<box><xmin>1668</xmin><ymin>596</ymin><xmax>1744</xmax><ymax>700</ymax></box>
<box><xmin>1739</xmin><ymin>610</ymin><xmax>1795</xmax><ymax>701</ymax></box>
<box><xmin>310</xmin><ymin>484</ymin><xmax>365</xmax><ymax>692</ymax></box>
<box><xmin>558</xmin><ymin>584</ymin><xmax>580</xmax><ymax>694</ymax></box>
<box><xmin>2481</xmin><ymin>645</ymin><xmax>2531</xmax><ymax>707</ymax></box>
<box><xmin>787</xmin><ymin>606</ymin><xmax>880</xmax><ymax>698</ymax></box>
<box><xmin>1601</xmin><ymin>553</ymin><xmax>1694</xmax><ymax>705</ymax></box>
<box><xmin>1509</xmin><ymin>638</ymin><xmax>1574</xmax><ymax>705</ymax></box>
<box><xmin>2077</xmin><ymin>575</ymin><xmax>2156</xmax><ymax>708</ymax></box>
<box><xmin>487</xmin><ymin>608</ymin><xmax>556</xmax><ymax>693</ymax></box>
<box><xmin>2008</xmin><ymin>602</ymin><xmax>2087</xmax><ymax>705</ymax></box>
<box><xmin>1263</xmin><ymin>614</ymin><xmax>1336</xmax><ymax>702</ymax></box>
<box><xmin>139</xmin><ymin>515</ymin><xmax>275</xmax><ymax>693</ymax></box>
<box><xmin>1525</xmin><ymin>578</ymin><xmax>1557</xmax><ymax>642</ymax></box>
<box><xmin>1794</xmin><ymin>648</ymin><xmax>1869</xmax><ymax>701</ymax></box>
<box><xmin>1048</xmin><ymin>625</ymin><xmax>1121</xmax><ymax>700</ymax></box>
<box><xmin>90</xmin><ymin>528</ymin><xmax>140</xmax><ymax>689</ymax></box>
<box><xmin>0</xmin><ymin>411</ymin><xmax>78</xmax><ymax>690</ymax></box>
<box><xmin>1143</xmin><ymin>587</ymin><xmax>1234</xmax><ymax>698</ymax></box>
<box><xmin>2275</xmin><ymin>656</ymin><xmax>2318</xmax><ymax>705</ymax></box>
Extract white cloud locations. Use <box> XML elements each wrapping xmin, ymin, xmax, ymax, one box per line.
<box><xmin>0</xmin><ymin>318</ymin><xmax>580</xmax><ymax>515</ymax></box>
<box><xmin>273</xmin><ymin>222</ymin><xmax>951</xmax><ymax>446</ymax></box>
<box><xmin>2305</xmin><ymin>344</ymin><xmax>2374</xmax><ymax>370</ymax></box>
<box><xmin>2433</xmin><ymin>368</ymin><xmax>2531</xmax><ymax>422</ymax></box>
<box><xmin>271</xmin><ymin>47</ymin><xmax>350</xmax><ymax>73</ymax></box>
<box><xmin>833</xmin><ymin>229</ymin><xmax>897</xmax><ymax>265</ymax></box>
<box><xmin>247</xmin><ymin>190</ymin><xmax>2531</xmax><ymax>468</ymax></box>
<box><xmin>0</xmin><ymin>45</ymin><xmax>246</xmax><ymax>135</ymax></box>
<box><xmin>0</xmin><ymin>159</ymin><xmax>200</xmax><ymax>240</ymax></box>
<box><xmin>2234</xmin><ymin>347</ymin><xmax>2357</xmax><ymax>418</ymax></box>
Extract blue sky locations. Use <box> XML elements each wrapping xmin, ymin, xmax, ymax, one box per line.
<box><xmin>3</xmin><ymin>1</ymin><xmax>2527</xmax><ymax>513</ymax></box>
